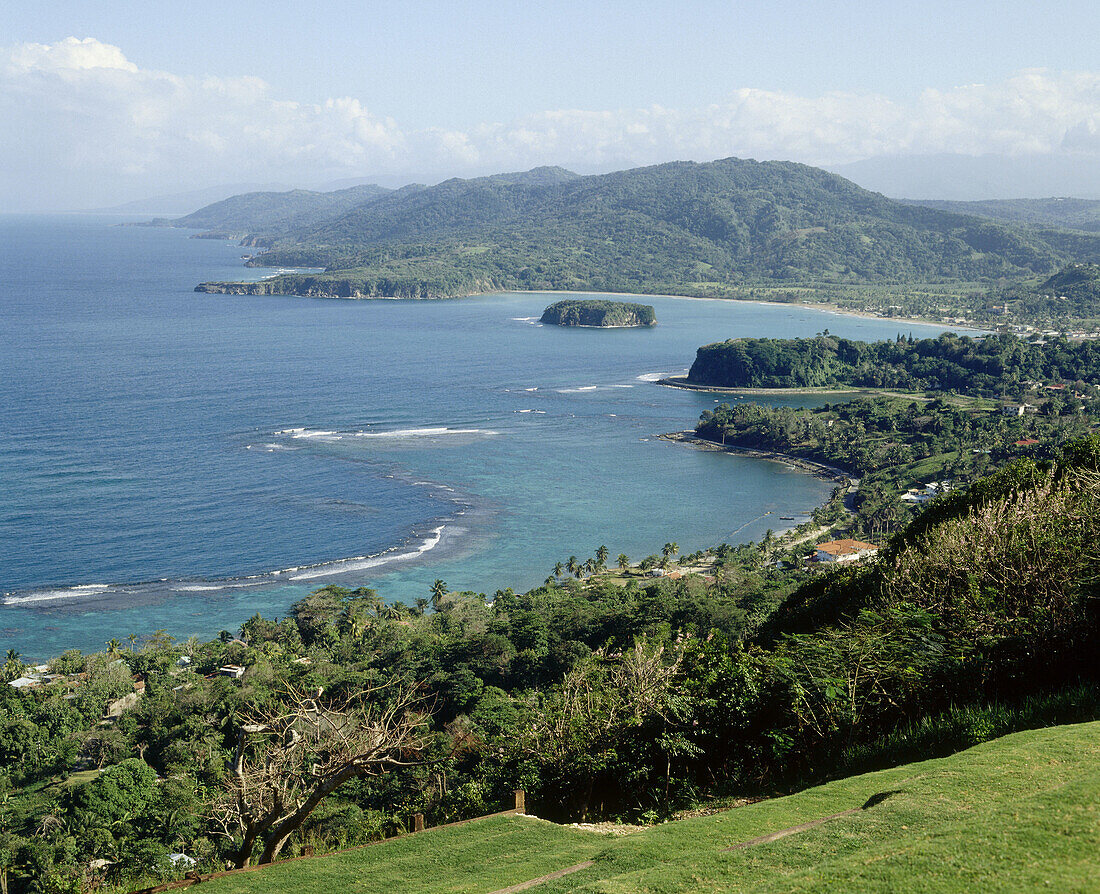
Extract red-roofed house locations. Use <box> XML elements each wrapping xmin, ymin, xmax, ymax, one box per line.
<box><xmin>813</xmin><ymin>539</ymin><xmax>879</xmax><ymax>563</ymax></box>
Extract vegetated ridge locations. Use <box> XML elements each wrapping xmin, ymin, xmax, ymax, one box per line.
<box><xmin>187</xmin><ymin>157</ymin><xmax>1100</xmax><ymax>300</ymax></box>
<box><xmin>539</xmin><ymin>299</ymin><xmax>656</xmax><ymax>327</ymax></box>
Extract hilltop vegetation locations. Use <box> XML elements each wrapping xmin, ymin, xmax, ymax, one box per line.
<box><xmin>187</xmin><ymin>158</ymin><xmax>1100</xmax><ymax>301</ymax></box>
<box><xmin>540</xmin><ymin>299</ymin><xmax>656</xmax><ymax>327</ymax></box>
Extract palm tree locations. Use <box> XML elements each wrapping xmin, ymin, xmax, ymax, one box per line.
<box><xmin>583</xmin><ymin>558</ymin><xmax>597</xmax><ymax>577</ymax></box>
<box><xmin>127</xmin><ymin>633</ymin><xmax>138</xmax><ymax>651</ymax></box>
<box><xmin>553</xmin><ymin>561</ymin><xmax>564</xmax><ymax>578</ymax></box>
<box><xmin>105</xmin><ymin>639</ymin><xmax>123</xmax><ymax>657</ymax></box>
<box><xmin>617</xmin><ymin>553</ymin><xmax>630</xmax><ymax>572</ymax></box>
<box><xmin>662</xmin><ymin>542</ymin><xmax>679</xmax><ymax>561</ymax></box>
<box><xmin>595</xmin><ymin>545</ymin><xmax>609</xmax><ymax>570</ymax></box>
<box><xmin>149</xmin><ymin>629</ymin><xmax>174</xmax><ymax>651</ymax></box>
<box><xmin>414</xmin><ymin>597</ymin><xmax>430</xmax><ymax>616</ymax></box>
<box><xmin>430</xmin><ymin>579</ymin><xmax>448</xmax><ymax>610</ymax></box>
<box><xmin>2</xmin><ymin>649</ymin><xmax>24</xmax><ymax>681</ymax></box>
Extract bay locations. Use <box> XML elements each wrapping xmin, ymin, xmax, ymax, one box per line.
<box><xmin>0</xmin><ymin>214</ymin><xmax>963</xmax><ymax>658</ymax></box>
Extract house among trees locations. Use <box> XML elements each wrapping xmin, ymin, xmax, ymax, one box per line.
<box><xmin>813</xmin><ymin>539</ymin><xmax>879</xmax><ymax>563</ymax></box>
<box><xmin>900</xmin><ymin>481</ymin><xmax>954</xmax><ymax>504</ymax></box>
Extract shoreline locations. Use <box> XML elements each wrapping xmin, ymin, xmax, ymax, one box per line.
<box><xmin>657</xmin><ymin>431</ymin><xmax>856</xmax><ymax>543</ymax></box>
<box><xmin>655</xmin><ymin>375</ymin><xmax>875</xmax><ymax>396</ymax></box>
<box><xmin>508</xmin><ymin>288</ymin><xmax>984</xmax><ymax>331</ymax></box>
<box><xmin>657</xmin><ymin>431</ymin><xmax>854</xmax><ymax>485</ymax></box>
<box><xmin>201</xmin><ymin>266</ymin><xmax>988</xmax><ymax>332</ymax></box>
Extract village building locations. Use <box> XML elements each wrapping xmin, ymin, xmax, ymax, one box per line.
<box><xmin>813</xmin><ymin>539</ymin><xmax>879</xmax><ymax>563</ymax></box>
<box><xmin>900</xmin><ymin>480</ymin><xmax>954</xmax><ymax>504</ymax></box>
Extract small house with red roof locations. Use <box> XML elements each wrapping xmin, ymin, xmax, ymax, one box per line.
<box><xmin>813</xmin><ymin>539</ymin><xmax>879</xmax><ymax>563</ymax></box>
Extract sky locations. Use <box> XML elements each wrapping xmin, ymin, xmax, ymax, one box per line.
<box><xmin>4</xmin><ymin>0</ymin><xmax>1100</xmax><ymax>210</ymax></box>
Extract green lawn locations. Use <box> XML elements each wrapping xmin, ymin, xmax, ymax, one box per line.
<box><xmin>199</xmin><ymin>721</ymin><xmax>1100</xmax><ymax>893</ymax></box>
<box><xmin>198</xmin><ymin>815</ymin><xmax>607</xmax><ymax>894</ymax></box>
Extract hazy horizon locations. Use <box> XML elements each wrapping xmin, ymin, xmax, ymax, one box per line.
<box><xmin>5</xmin><ymin>2</ymin><xmax>1100</xmax><ymax>211</ymax></box>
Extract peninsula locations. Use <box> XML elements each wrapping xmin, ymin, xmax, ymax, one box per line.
<box><xmin>539</xmin><ymin>299</ymin><xmax>656</xmax><ymax>327</ymax></box>
<box><xmin>179</xmin><ymin>158</ymin><xmax>1100</xmax><ymax>328</ymax></box>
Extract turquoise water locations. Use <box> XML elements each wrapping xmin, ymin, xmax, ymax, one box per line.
<box><xmin>0</xmin><ymin>215</ymin><xmax>962</xmax><ymax>658</ymax></box>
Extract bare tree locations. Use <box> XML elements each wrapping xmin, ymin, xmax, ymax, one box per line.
<box><xmin>215</xmin><ymin>680</ymin><xmax>431</xmax><ymax>866</ymax></box>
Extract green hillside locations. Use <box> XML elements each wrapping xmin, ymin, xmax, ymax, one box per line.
<box><xmin>191</xmin><ymin>158</ymin><xmax>1100</xmax><ymax>299</ymax></box>
<box><xmin>193</xmin><ymin>721</ymin><xmax>1100</xmax><ymax>893</ymax></box>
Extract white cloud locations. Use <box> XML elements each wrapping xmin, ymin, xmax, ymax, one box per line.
<box><xmin>4</xmin><ymin>38</ymin><xmax>1100</xmax><ymax>209</ymax></box>
<box><xmin>8</xmin><ymin>36</ymin><xmax>138</xmax><ymax>73</ymax></box>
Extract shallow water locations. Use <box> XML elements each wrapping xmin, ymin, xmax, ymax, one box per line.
<box><xmin>0</xmin><ymin>215</ymin><xmax>964</xmax><ymax>658</ymax></box>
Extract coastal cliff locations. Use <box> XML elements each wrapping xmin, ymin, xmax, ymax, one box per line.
<box><xmin>195</xmin><ymin>274</ymin><xmax>503</xmax><ymax>299</ymax></box>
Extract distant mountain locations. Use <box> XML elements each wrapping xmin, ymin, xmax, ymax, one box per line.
<box><xmin>192</xmin><ymin>157</ymin><xmax>1100</xmax><ymax>300</ymax></box>
<box><xmin>149</xmin><ymin>183</ymin><xmax>394</xmax><ymax>237</ymax></box>
<box><xmin>906</xmin><ymin>198</ymin><xmax>1100</xmax><ymax>233</ymax></box>
<box><xmin>93</xmin><ymin>183</ymin><xmax>292</xmax><ymax>216</ymax></box>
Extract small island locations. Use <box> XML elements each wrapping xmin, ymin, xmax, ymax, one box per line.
<box><xmin>539</xmin><ymin>299</ymin><xmax>657</xmax><ymax>328</ymax></box>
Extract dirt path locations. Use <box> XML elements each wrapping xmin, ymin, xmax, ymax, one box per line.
<box><xmin>488</xmin><ymin>861</ymin><xmax>595</xmax><ymax>893</ymax></box>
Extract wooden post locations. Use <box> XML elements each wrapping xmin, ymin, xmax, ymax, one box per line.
<box><xmin>515</xmin><ymin>789</ymin><xmax>525</xmax><ymax>814</ymax></box>
<box><xmin>414</xmin><ymin>813</ymin><xmax>425</xmax><ymax>832</ymax></box>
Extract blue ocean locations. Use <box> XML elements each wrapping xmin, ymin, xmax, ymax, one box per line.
<box><xmin>0</xmin><ymin>215</ymin><xmax>962</xmax><ymax>658</ymax></box>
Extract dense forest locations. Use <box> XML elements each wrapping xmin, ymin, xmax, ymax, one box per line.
<box><xmin>187</xmin><ymin>158</ymin><xmax>1100</xmax><ymax>301</ymax></box>
<box><xmin>539</xmin><ymin>299</ymin><xmax>656</xmax><ymax>327</ymax></box>
<box><xmin>686</xmin><ymin>331</ymin><xmax>1100</xmax><ymax>393</ymax></box>
<box><xmin>4</xmin><ymin>433</ymin><xmax>1099</xmax><ymax>891</ymax></box>
<box><xmin>696</xmin><ymin>393</ymin><xmax>1098</xmax><ymax>475</ymax></box>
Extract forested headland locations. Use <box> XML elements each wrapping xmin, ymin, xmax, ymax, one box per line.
<box><xmin>686</xmin><ymin>331</ymin><xmax>1100</xmax><ymax>393</ymax></box>
<box><xmin>686</xmin><ymin>331</ymin><xmax>1100</xmax><ymax>538</ymax></box>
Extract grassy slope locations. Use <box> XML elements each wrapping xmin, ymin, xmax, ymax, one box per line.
<box><xmin>198</xmin><ymin>817</ymin><xmax>607</xmax><ymax>894</ymax></box>
<box><xmin>198</xmin><ymin>721</ymin><xmax>1100</xmax><ymax>893</ymax></box>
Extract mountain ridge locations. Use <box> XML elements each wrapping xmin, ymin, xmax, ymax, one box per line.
<box><xmin>181</xmin><ymin>157</ymin><xmax>1100</xmax><ymax>299</ymax></box>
